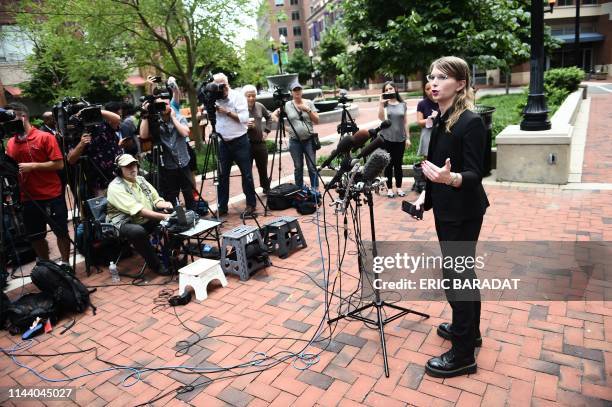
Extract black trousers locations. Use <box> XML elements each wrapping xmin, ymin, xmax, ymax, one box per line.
<box><xmin>251</xmin><ymin>142</ymin><xmax>270</xmax><ymax>191</ymax></box>
<box><xmin>119</xmin><ymin>221</ymin><xmax>160</xmax><ymax>271</ymax></box>
<box><xmin>160</xmin><ymin>166</ymin><xmax>195</xmax><ymax>209</ymax></box>
<box><xmin>434</xmin><ymin>216</ymin><xmax>483</xmax><ymax>359</ymax></box>
<box><xmin>383</xmin><ymin>140</ymin><xmax>405</xmax><ymax>188</ymax></box>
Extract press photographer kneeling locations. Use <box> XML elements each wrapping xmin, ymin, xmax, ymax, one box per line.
<box><xmin>106</xmin><ymin>154</ymin><xmax>174</xmax><ymax>276</ymax></box>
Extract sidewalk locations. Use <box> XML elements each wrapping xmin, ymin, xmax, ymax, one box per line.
<box><xmin>1</xmin><ymin>92</ymin><xmax>611</xmax><ymax>406</ymax></box>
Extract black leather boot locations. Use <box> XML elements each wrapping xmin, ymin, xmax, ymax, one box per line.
<box><xmin>425</xmin><ymin>349</ymin><xmax>477</xmax><ymax>378</ymax></box>
<box><xmin>437</xmin><ymin>322</ymin><xmax>482</xmax><ymax>347</ymax></box>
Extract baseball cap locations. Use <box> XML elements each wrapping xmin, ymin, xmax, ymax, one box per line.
<box><xmin>116</xmin><ymin>154</ymin><xmax>139</xmax><ymax>167</ymax></box>
<box><xmin>291</xmin><ymin>83</ymin><xmax>303</xmax><ymax>91</ymax></box>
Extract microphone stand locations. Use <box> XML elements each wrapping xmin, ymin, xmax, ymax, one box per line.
<box><xmin>327</xmin><ymin>183</ymin><xmax>429</xmax><ymax>377</ymax></box>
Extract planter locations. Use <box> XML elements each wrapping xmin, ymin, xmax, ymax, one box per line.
<box><xmin>314</xmin><ymin>100</ymin><xmax>339</xmax><ymax>113</ymax></box>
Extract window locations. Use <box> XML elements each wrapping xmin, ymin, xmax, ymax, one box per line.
<box><xmin>293</xmin><ymin>26</ymin><xmax>302</xmax><ymax>36</ymax></box>
<box><xmin>291</xmin><ymin>11</ymin><xmax>300</xmax><ymax>20</ymax></box>
<box><xmin>290</xmin><ymin>0</ymin><xmax>298</xmax><ymax>4</ymax></box>
<box><xmin>275</xmin><ymin>0</ymin><xmax>284</xmax><ymax>6</ymax></box>
<box><xmin>278</xmin><ymin>27</ymin><xmax>288</xmax><ymax>37</ymax></box>
<box><xmin>295</xmin><ymin>41</ymin><xmax>303</xmax><ymax>49</ymax></box>
<box><xmin>556</xmin><ymin>0</ymin><xmax>572</xmax><ymax>5</ymax></box>
<box><xmin>0</xmin><ymin>26</ymin><xmax>34</xmax><ymax>63</ymax></box>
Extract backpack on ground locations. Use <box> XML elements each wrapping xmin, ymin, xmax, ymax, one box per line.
<box><xmin>6</xmin><ymin>292</ymin><xmax>57</xmax><ymax>334</ymax></box>
<box><xmin>267</xmin><ymin>183</ymin><xmax>301</xmax><ymax>210</ymax></box>
<box><xmin>30</xmin><ymin>260</ymin><xmax>96</xmax><ymax>316</ymax></box>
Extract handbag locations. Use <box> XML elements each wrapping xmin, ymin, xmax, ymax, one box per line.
<box><xmin>311</xmin><ymin>133</ymin><xmax>321</xmax><ymax>150</ymax></box>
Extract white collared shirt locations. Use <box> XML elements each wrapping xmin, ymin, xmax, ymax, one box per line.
<box><xmin>215</xmin><ymin>88</ymin><xmax>249</xmax><ymax>141</ymax></box>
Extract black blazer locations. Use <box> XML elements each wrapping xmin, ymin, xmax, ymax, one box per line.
<box><xmin>424</xmin><ymin>109</ymin><xmax>490</xmax><ymax>221</ymax></box>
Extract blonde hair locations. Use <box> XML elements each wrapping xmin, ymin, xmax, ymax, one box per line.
<box><xmin>429</xmin><ymin>56</ymin><xmax>474</xmax><ymax>132</ymax></box>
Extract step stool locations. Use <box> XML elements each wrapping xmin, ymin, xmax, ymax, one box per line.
<box><xmin>178</xmin><ymin>258</ymin><xmax>228</xmax><ymax>301</ymax></box>
<box><xmin>261</xmin><ymin>216</ymin><xmax>307</xmax><ymax>259</ymax></box>
<box><xmin>220</xmin><ymin>225</ymin><xmax>270</xmax><ymax>281</ymax></box>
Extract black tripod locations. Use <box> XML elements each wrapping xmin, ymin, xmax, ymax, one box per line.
<box><xmin>328</xmin><ymin>185</ymin><xmax>429</xmax><ymax>377</ymax></box>
<box><xmin>337</xmin><ymin>96</ymin><xmax>359</xmax><ymax>138</ymax></box>
<box><xmin>69</xmin><ymin>154</ymin><xmax>110</xmax><ymax>275</ymax></box>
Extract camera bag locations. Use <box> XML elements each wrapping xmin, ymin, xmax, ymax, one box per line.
<box><xmin>6</xmin><ymin>292</ymin><xmax>57</xmax><ymax>334</ymax></box>
<box><xmin>31</xmin><ymin>260</ymin><xmax>96</xmax><ymax>316</ymax></box>
<box><xmin>267</xmin><ymin>183</ymin><xmax>301</xmax><ymax>210</ymax></box>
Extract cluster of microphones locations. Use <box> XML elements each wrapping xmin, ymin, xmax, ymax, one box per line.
<box><xmin>318</xmin><ymin>120</ymin><xmax>393</xmax><ymax>192</ymax></box>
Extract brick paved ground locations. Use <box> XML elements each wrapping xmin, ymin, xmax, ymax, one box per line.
<box><xmin>1</xmin><ymin>94</ymin><xmax>611</xmax><ymax>406</ymax></box>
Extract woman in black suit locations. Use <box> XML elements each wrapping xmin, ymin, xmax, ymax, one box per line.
<box><xmin>412</xmin><ymin>56</ymin><xmax>489</xmax><ymax>378</ymax></box>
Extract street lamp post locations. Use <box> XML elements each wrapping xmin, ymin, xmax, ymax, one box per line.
<box><xmin>270</xmin><ymin>35</ymin><xmax>288</xmax><ymax>74</ymax></box>
<box><xmin>520</xmin><ymin>0</ymin><xmax>556</xmax><ymax>131</ymax></box>
<box><xmin>308</xmin><ymin>49</ymin><xmax>315</xmax><ymax>86</ymax></box>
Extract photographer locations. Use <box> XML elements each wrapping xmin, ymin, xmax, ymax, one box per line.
<box><xmin>66</xmin><ymin>107</ymin><xmax>122</xmax><ymax>197</ymax></box>
<box><xmin>244</xmin><ymin>84</ymin><xmax>273</xmax><ymax>194</ymax></box>
<box><xmin>4</xmin><ymin>102</ymin><xmax>71</xmax><ymax>265</ymax></box>
<box><xmin>212</xmin><ymin>73</ymin><xmax>257</xmax><ymax>217</ymax></box>
<box><xmin>275</xmin><ymin>83</ymin><xmax>319</xmax><ymax>190</ymax></box>
<box><xmin>120</xmin><ymin>102</ymin><xmax>140</xmax><ymax>156</ymax></box>
<box><xmin>139</xmin><ymin>97</ymin><xmax>195</xmax><ymax>210</ymax></box>
<box><xmin>106</xmin><ymin>154</ymin><xmax>173</xmax><ymax>276</ymax></box>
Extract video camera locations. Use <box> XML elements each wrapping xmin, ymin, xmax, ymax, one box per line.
<box><xmin>337</xmin><ymin>89</ymin><xmax>353</xmax><ymax>105</ymax></box>
<box><xmin>197</xmin><ymin>79</ymin><xmax>227</xmax><ymax>128</ymax></box>
<box><xmin>272</xmin><ymin>86</ymin><xmax>291</xmax><ymax>108</ymax></box>
<box><xmin>53</xmin><ymin>97</ymin><xmax>104</xmax><ymax>142</ymax></box>
<box><xmin>0</xmin><ymin>108</ymin><xmax>25</xmax><ymax>139</ymax></box>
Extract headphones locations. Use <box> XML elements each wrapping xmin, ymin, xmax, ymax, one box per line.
<box><xmin>113</xmin><ymin>155</ymin><xmax>123</xmax><ymax>177</ymax></box>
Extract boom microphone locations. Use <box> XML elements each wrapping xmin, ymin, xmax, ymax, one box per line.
<box><xmin>318</xmin><ymin>135</ymin><xmax>354</xmax><ymax>170</ymax></box>
<box><xmin>361</xmin><ymin>149</ymin><xmax>391</xmax><ymax>183</ymax></box>
<box><xmin>368</xmin><ymin>119</ymin><xmax>392</xmax><ymax>139</ymax></box>
<box><xmin>356</xmin><ymin>135</ymin><xmax>385</xmax><ymax>159</ymax></box>
<box><xmin>325</xmin><ymin>155</ymin><xmax>353</xmax><ymax>191</ymax></box>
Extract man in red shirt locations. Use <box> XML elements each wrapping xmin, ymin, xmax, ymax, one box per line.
<box><xmin>5</xmin><ymin>102</ymin><xmax>70</xmax><ymax>264</ymax></box>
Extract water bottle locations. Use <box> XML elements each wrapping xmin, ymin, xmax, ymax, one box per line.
<box><xmin>109</xmin><ymin>261</ymin><xmax>120</xmax><ymax>283</ymax></box>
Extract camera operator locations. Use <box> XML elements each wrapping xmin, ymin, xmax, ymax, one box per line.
<box><xmin>106</xmin><ymin>154</ymin><xmax>173</xmax><ymax>276</ymax></box>
<box><xmin>120</xmin><ymin>102</ymin><xmax>140</xmax><ymax>156</ymax></box>
<box><xmin>66</xmin><ymin>106</ymin><xmax>122</xmax><ymax>197</ymax></box>
<box><xmin>212</xmin><ymin>73</ymin><xmax>257</xmax><ymax>217</ymax></box>
<box><xmin>139</xmin><ymin>97</ymin><xmax>195</xmax><ymax>210</ymax></box>
<box><xmin>4</xmin><ymin>102</ymin><xmax>70</xmax><ymax>265</ymax></box>
<box><xmin>273</xmin><ymin>83</ymin><xmax>320</xmax><ymax>190</ymax></box>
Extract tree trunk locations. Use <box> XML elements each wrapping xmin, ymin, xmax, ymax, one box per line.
<box><xmin>186</xmin><ymin>84</ymin><xmax>203</xmax><ymax>150</ymax></box>
<box><xmin>505</xmin><ymin>71</ymin><xmax>510</xmax><ymax>95</ymax></box>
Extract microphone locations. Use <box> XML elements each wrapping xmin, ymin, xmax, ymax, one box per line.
<box><xmin>356</xmin><ymin>135</ymin><xmax>385</xmax><ymax>159</ymax></box>
<box><xmin>317</xmin><ymin>135</ymin><xmax>354</xmax><ymax>170</ymax></box>
<box><xmin>361</xmin><ymin>149</ymin><xmax>391</xmax><ymax>183</ymax></box>
<box><xmin>325</xmin><ymin>155</ymin><xmax>354</xmax><ymax>191</ymax></box>
<box><xmin>367</xmin><ymin>119</ymin><xmax>392</xmax><ymax>139</ymax></box>
<box><xmin>351</xmin><ymin>128</ymin><xmax>372</xmax><ymax>150</ymax></box>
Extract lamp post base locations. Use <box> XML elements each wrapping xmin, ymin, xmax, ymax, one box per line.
<box><xmin>520</xmin><ymin>93</ymin><xmax>551</xmax><ymax>131</ymax></box>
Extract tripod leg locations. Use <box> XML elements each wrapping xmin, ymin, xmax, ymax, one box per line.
<box><xmin>376</xmin><ymin>303</ymin><xmax>391</xmax><ymax>378</ymax></box>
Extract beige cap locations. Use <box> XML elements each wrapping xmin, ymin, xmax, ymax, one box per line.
<box><xmin>116</xmin><ymin>154</ymin><xmax>138</xmax><ymax>167</ymax></box>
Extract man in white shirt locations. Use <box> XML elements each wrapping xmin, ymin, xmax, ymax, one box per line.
<box><xmin>213</xmin><ymin>73</ymin><xmax>257</xmax><ymax>217</ymax></box>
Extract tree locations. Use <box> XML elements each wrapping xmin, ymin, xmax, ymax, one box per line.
<box><xmin>339</xmin><ymin>0</ymin><xmax>559</xmax><ymax>86</ymax></box>
<box><xmin>17</xmin><ymin>0</ymin><xmax>251</xmax><ymax>149</ymax></box>
<box><xmin>235</xmin><ymin>38</ymin><xmax>277</xmax><ymax>88</ymax></box>
<box><xmin>285</xmin><ymin>48</ymin><xmax>312</xmax><ymax>85</ymax></box>
<box><xmin>315</xmin><ymin>26</ymin><xmax>348</xmax><ymax>95</ymax></box>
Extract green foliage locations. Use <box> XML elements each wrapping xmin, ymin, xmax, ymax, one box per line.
<box><xmin>315</xmin><ymin>27</ymin><xmax>348</xmax><ymax>89</ymax></box>
<box><xmin>285</xmin><ymin>48</ymin><xmax>312</xmax><ymax>84</ymax></box>
<box><xmin>516</xmin><ymin>67</ymin><xmax>585</xmax><ymax>116</ymax></box>
<box><xmin>338</xmin><ymin>0</ymin><xmax>560</xmax><ymax>81</ymax></box>
<box><xmin>235</xmin><ymin>38</ymin><xmax>277</xmax><ymax>88</ymax></box>
<box><xmin>476</xmin><ymin>94</ymin><xmax>524</xmax><ymax>141</ymax></box>
<box><xmin>544</xmin><ymin>67</ymin><xmax>585</xmax><ymax>93</ymax></box>
<box><xmin>16</xmin><ymin>0</ymin><xmax>251</xmax><ymax>148</ymax></box>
